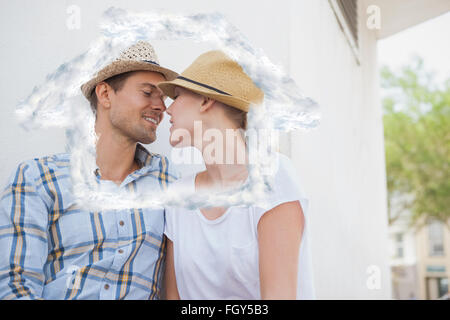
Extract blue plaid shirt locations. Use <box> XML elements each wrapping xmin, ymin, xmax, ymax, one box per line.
<box><xmin>0</xmin><ymin>144</ymin><xmax>177</xmax><ymax>300</ymax></box>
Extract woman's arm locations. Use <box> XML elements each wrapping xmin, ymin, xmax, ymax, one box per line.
<box><xmin>258</xmin><ymin>200</ymin><xmax>305</xmax><ymax>299</ymax></box>
<box><xmin>164</xmin><ymin>239</ymin><xmax>180</xmax><ymax>300</ymax></box>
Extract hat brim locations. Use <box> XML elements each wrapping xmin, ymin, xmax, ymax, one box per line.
<box><xmin>81</xmin><ymin>60</ymin><xmax>178</xmax><ymax>99</ymax></box>
<box><xmin>158</xmin><ymin>78</ymin><xmax>256</xmax><ymax>112</ymax></box>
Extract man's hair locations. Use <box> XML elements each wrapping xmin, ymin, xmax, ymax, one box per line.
<box><xmin>87</xmin><ymin>71</ymin><xmax>136</xmax><ymax>114</ymax></box>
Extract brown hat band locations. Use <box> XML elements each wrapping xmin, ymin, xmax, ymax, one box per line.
<box><xmin>177</xmin><ymin>76</ymin><xmax>232</xmax><ymax>96</ymax></box>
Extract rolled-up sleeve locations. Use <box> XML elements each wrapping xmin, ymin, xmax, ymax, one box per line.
<box><xmin>0</xmin><ymin>161</ymin><xmax>49</xmax><ymax>300</ymax></box>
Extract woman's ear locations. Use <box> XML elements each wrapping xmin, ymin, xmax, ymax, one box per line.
<box><xmin>96</xmin><ymin>82</ymin><xmax>112</xmax><ymax>110</ymax></box>
<box><xmin>199</xmin><ymin>97</ymin><xmax>216</xmax><ymax>113</ymax></box>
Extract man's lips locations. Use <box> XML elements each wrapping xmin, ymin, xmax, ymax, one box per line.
<box><xmin>143</xmin><ymin>115</ymin><xmax>160</xmax><ymax>126</ymax></box>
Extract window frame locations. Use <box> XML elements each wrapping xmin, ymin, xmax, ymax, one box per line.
<box><xmin>428</xmin><ymin>220</ymin><xmax>445</xmax><ymax>257</ymax></box>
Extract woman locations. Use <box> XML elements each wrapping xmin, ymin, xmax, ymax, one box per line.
<box><xmin>158</xmin><ymin>50</ymin><xmax>315</xmax><ymax>299</ymax></box>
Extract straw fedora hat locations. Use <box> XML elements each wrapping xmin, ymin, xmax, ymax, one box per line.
<box><xmin>157</xmin><ymin>50</ymin><xmax>264</xmax><ymax>112</ymax></box>
<box><xmin>81</xmin><ymin>41</ymin><xmax>178</xmax><ymax>99</ymax></box>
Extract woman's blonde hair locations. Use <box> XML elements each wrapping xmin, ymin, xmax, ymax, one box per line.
<box><xmin>219</xmin><ymin>103</ymin><xmax>247</xmax><ymax>131</ymax></box>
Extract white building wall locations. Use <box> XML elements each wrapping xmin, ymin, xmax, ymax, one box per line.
<box><xmin>0</xmin><ymin>0</ymin><xmax>392</xmax><ymax>298</ymax></box>
<box><xmin>288</xmin><ymin>0</ymin><xmax>392</xmax><ymax>298</ymax></box>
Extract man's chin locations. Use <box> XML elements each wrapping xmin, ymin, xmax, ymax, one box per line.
<box><xmin>138</xmin><ymin>134</ymin><xmax>156</xmax><ymax>145</ymax></box>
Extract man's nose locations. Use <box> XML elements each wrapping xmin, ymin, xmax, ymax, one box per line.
<box><xmin>151</xmin><ymin>87</ymin><xmax>168</xmax><ymax>112</ymax></box>
<box><xmin>150</xmin><ymin>98</ymin><xmax>167</xmax><ymax>112</ymax></box>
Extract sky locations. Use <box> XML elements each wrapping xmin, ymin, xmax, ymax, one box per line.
<box><xmin>378</xmin><ymin>11</ymin><xmax>450</xmax><ymax>84</ymax></box>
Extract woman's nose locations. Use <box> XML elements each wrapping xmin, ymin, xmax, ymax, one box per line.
<box><xmin>166</xmin><ymin>103</ymin><xmax>173</xmax><ymax>115</ymax></box>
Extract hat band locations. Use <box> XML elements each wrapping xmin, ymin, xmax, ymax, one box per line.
<box><xmin>177</xmin><ymin>76</ymin><xmax>231</xmax><ymax>96</ymax></box>
<box><xmin>142</xmin><ymin>60</ymin><xmax>160</xmax><ymax>66</ymax></box>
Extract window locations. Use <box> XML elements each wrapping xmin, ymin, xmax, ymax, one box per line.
<box><xmin>329</xmin><ymin>0</ymin><xmax>360</xmax><ymax>63</ymax></box>
<box><xmin>395</xmin><ymin>232</ymin><xmax>404</xmax><ymax>258</ymax></box>
<box><xmin>428</xmin><ymin>220</ymin><xmax>444</xmax><ymax>256</ymax></box>
<box><xmin>439</xmin><ymin>278</ymin><xmax>449</xmax><ymax>298</ymax></box>
<box><xmin>426</xmin><ymin>277</ymin><xmax>448</xmax><ymax>299</ymax></box>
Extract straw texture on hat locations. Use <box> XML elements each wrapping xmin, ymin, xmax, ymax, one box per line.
<box><xmin>81</xmin><ymin>41</ymin><xmax>178</xmax><ymax>99</ymax></box>
<box><xmin>157</xmin><ymin>50</ymin><xmax>264</xmax><ymax>112</ymax></box>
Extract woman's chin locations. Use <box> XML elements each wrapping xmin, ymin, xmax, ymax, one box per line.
<box><xmin>169</xmin><ymin>137</ymin><xmax>186</xmax><ymax>148</ymax></box>
<box><xmin>169</xmin><ymin>127</ymin><xmax>192</xmax><ymax>148</ymax></box>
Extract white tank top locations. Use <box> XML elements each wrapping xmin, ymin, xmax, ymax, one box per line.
<box><xmin>164</xmin><ymin>153</ymin><xmax>315</xmax><ymax>299</ymax></box>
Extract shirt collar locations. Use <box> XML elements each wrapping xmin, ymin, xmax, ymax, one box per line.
<box><xmin>94</xmin><ymin>143</ymin><xmax>156</xmax><ymax>180</ymax></box>
<box><xmin>134</xmin><ymin>143</ymin><xmax>154</xmax><ymax>168</ymax></box>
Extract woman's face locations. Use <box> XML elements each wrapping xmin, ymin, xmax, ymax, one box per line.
<box><xmin>165</xmin><ymin>86</ymin><xmax>205</xmax><ymax>148</ymax></box>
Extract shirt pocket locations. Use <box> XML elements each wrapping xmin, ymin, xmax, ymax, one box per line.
<box><xmin>230</xmin><ymin>240</ymin><xmax>259</xmax><ymax>286</ymax></box>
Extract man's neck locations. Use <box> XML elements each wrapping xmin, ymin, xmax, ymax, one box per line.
<box><xmin>95</xmin><ymin>129</ymin><xmax>140</xmax><ymax>185</ymax></box>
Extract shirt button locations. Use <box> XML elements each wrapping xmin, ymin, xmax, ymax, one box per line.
<box><xmin>119</xmin><ymin>220</ymin><xmax>125</xmax><ymax>226</ymax></box>
<box><xmin>118</xmin><ymin>249</ymin><xmax>124</xmax><ymax>254</ymax></box>
<box><xmin>104</xmin><ymin>284</ymin><xmax>110</xmax><ymax>290</ymax></box>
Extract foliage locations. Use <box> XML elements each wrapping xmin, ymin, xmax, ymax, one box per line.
<box><xmin>382</xmin><ymin>57</ymin><xmax>450</xmax><ymax>228</ymax></box>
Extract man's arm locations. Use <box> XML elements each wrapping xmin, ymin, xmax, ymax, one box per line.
<box><xmin>0</xmin><ymin>161</ymin><xmax>49</xmax><ymax>300</ymax></box>
<box><xmin>257</xmin><ymin>200</ymin><xmax>304</xmax><ymax>299</ymax></box>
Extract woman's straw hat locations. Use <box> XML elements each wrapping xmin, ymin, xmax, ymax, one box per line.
<box><xmin>81</xmin><ymin>41</ymin><xmax>178</xmax><ymax>99</ymax></box>
<box><xmin>158</xmin><ymin>50</ymin><xmax>264</xmax><ymax>112</ymax></box>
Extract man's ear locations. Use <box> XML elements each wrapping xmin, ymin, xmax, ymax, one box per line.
<box><xmin>96</xmin><ymin>82</ymin><xmax>112</xmax><ymax>110</ymax></box>
<box><xmin>199</xmin><ymin>96</ymin><xmax>215</xmax><ymax>113</ymax></box>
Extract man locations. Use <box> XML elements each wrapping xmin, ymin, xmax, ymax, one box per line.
<box><xmin>0</xmin><ymin>41</ymin><xmax>178</xmax><ymax>299</ymax></box>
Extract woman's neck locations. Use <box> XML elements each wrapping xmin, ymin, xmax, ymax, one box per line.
<box><xmin>197</xmin><ymin>127</ymin><xmax>249</xmax><ymax>191</ymax></box>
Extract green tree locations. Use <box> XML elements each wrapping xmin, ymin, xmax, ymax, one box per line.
<box><xmin>382</xmin><ymin>57</ymin><xmax>450</xmax><ymax>228</ymax></box>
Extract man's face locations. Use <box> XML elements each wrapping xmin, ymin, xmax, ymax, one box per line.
<box><xmin>108</xmin><ymin>71</ymin><xmax>167</xmax><ymax>144</ymax></box>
